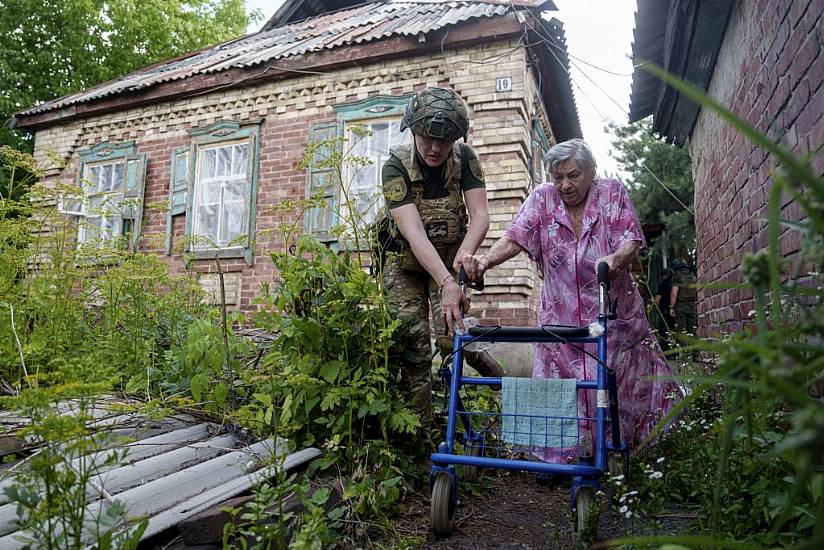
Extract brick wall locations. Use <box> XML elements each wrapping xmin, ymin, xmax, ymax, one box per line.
<box><xmin>690</xmin><ymin>0</ymin><xmax>822</xmax><ymax>336</ymax></box>
<box><xmin>31</xmin><ymin>39</ymin><xmax>555</xmax><ymax>323</ymax></box>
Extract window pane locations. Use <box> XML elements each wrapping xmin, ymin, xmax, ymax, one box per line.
<box><xmin>216</xmin><ymin>147</ymin><xmax>232</xmax><ymax>177</ymax></box>
<box><xmin>88</xmin><ymin>165</ymin><xmax>101</xmax><ymax>190</ymax></box>
<box><xmin>100</xmin><ymin>164</ymin><xmax>113</xmax><ymax>192</ymax></box>
<box><xmin>372</xmin><ymin>123</ymin><xmax>389</xmax><ymax>154</ymax></box>
<box><xmin>102</xmin><ymin>216</ymin><xmax>119</xmax><ymax>241</ymax></box>
<box><xmin>195</xmin><ymin>204</ymin><xmax>219</xmax><ymax>246</ymax></box>
<box><xmin>202</xmin><ymin>149</ymin><xmax>217</xmax><ymax>179</ymax></box>
<box><xmin>224</xmin><ymin>178</ymin><xmax>244</xmax><ymax>203</ymax></box>
<box><xmin>220</xmin><ymin>200</ymin><xmax>244</xmax><ymax>244</ymax></box>
<box><xmin>111</xmin><ymin>162</ymin><xmax>125</xmax><ymax>191</ymax></box>
<box><xmin>198</xmin><ymin>179</ymin><xmax>221</xmax><ymax>205</ymax></box>
<box><xmin>233</xmin><ymin>144</ymin><xmax>248</xmax><ymax>176</ymax></box>
<box><xmin>84</xmin><ymin>216</ymin><xmax>102</xmax><ymax>242</ymax></box>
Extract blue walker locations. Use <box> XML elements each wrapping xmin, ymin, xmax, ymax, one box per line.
<box><xmin>430</xmin><ymin>262</ymin><xmax>628</xmax><ymax>536</ymax></box>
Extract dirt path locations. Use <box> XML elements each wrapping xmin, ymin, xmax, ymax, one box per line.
<box><xmin>372</xmin><ymin>470</ymin><xmax>692</xmax><ymax>549</ymax></box>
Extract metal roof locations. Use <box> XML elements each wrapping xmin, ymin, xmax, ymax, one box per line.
<box><xmin>18</xmin><ymin>0</ymin><xmax>534</xmax><ymax>118</ymax></box>
<box><xmin>628</xmin><ymin>0</ymin><xmax>733</xmax><ymax>145</ymax></box>
<box><xmin>0</xmin><ymin>397</ymin><xmax>320</xmax><ymax>548</ymax></box>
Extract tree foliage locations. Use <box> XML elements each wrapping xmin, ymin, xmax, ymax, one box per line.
<box><xmin>610</xmin><ymin>118</ymin><xmax>695</xmax><ymax>260</ymax></box>
<box><xmin>0</xmin><ymin>0</ymin><xmax>260</xmax><ymax>152</ymax></box>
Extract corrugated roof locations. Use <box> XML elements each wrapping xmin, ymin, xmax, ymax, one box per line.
<box><xmin>0</xmin><ymin>397</ymin><xmax>321</xmax><ymax>548</ymax></box>
<box><xmin>18</xmin><ymin>0</ymin><xmax>516</xmax><ymax>117</ymax></box>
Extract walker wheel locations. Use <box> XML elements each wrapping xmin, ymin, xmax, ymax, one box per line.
<box><xmin>431</xmin><ymin>472</ymin><xmax>456</xmax><ymax>535</ymax></box>
<box><xmin>462</xmin><ymin>442</ymin><xmax>483</xmax><ymax>481</ymax></box>
<box><xmin>574</xmin><ymin>485</ymin><xmax>597</xmax><ymax>538</ymax></box>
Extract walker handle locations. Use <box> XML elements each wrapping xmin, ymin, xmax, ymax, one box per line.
<box><xmin>459</xmin><ymin>266</ymin><xmax>484</xmax><ymax>291</ymax></box>
<box><xmin>597</xmin><ymin>261</ymin><xmax>610</xmax><ymax>290</ymax></box>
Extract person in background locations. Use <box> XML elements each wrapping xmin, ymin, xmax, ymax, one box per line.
<box><xmin>377</xmin><ymin>86</ymin><xmax>505</xmax><ymax>468</ymax></box>
<box><xmin>670</xmin><ymin>258</ymin><xmax>698</xmax><ymax>348</ymax></box>
<box><xmin>463</xmin><ymin>138</ymin><xmax>683</xmax><ymax>464</ymax></box>
<box><xmin>653</xmin><ymin>267</ymin><xmax>675</xmax><ymax>351</ymax></box>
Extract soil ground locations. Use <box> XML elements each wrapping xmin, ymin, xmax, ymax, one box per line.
<box><xmin>370</xmin><ymin>469</ymin><xmax>695</xmax><ymax>549</ymax></box>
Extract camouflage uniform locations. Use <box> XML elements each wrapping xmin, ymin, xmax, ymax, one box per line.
<box><xmin>379</xmin><ymin>89</ymin><xmax>504</xmax><ymax>447</ymax></box>
<box><xmin>672</xmin><ymin>266</ymin><xmax>697</xmax><ymax>336</ymax></box>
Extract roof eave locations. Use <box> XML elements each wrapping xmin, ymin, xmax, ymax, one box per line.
<box><xmin>12</xmin><ymin>15</ymin><xmax>527</xmax><ymax>131</ymax></box>
<box><xmin>628</xmin><ymin>0</ymin><xmax>733</xmax><ymax>145</ymax></box>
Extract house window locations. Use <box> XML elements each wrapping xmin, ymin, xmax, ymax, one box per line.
<box><xmin>306</xmin><ymin>94</ymin><xmax>413</xmax><ymax>242</ymax></box>
<box><xmin>343</xmin><ymin>118</ymin><xmax>411</xmax><ymax>227</ymax></box>
<box><xmin>192</xmin><ymin>141</ymin><xmax>250</xmax><ymax>249</ymax></box>
<box><xmin>61</xmin><ymin>141</ymin><xmax>147</xmax><ymax>250</ymax></box>
<box><xmin>168</xmin><ymin>120</ymin><xmax>261</xmax><ymax>264</ymax></box>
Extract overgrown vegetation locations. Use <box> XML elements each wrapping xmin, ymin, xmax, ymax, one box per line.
<box><xmin>0</xmin><ymin>129</ymin><xmax>421</xmax><ymax>547</ymax></box>
<box><xmin>1</xmin><ymin>74</ymin><xmax>821</xmax><ymax>546</ymax></box>
<box><xmin>601</xmin><ymin>66</ymin><xmax>823</xmax><ymax>549</ymax></box>
<box><xmin>610</xmin><ymin>118</ymin><xmax>695</xmax><ymax>261</ymax></box>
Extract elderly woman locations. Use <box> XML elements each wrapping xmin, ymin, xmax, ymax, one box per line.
<box><xmin>464</xmin><ymin>139</ymin><xmax>682</xmax><ymax>462</ymax></box>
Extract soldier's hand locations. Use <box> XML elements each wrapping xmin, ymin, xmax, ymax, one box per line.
<box><xmin>452</xmin><ymin>248</ymin><xmax>471</xmax><ymax>273</ymax></box>
<box><xmin>440</xmin><ymin>280</ymin><xmax>469</xmax><ymax>336</ymax></box>
<box><xmin>462</xmin><ymin>254</ymin><xmax>488</xmax><ymax>282</ymax></box>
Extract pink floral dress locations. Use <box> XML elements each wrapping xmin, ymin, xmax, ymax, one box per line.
<box><xmin>505</xmin><ymin>178</ymin><xmax>683</xmax><ymax>461</ymax></box>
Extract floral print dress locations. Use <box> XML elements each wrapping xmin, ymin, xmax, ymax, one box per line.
<box><xmin>505</xmin><ymin>179</ymin><xmax>683</xmax><ymax>462</ymax></box>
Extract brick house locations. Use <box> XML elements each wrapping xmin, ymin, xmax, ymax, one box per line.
<box><xmin>628</xmin><ymin>0</ymin><xmax>823</xmax><ymax>336</ymax></box>
<box><xmin>11</xmin><ymin>0</ymin><xmax>580</xmax><ymax>327</ymax></box>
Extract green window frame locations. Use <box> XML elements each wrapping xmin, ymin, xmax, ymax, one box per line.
<box><xmin>60</xmin><ymin>141</ymin><xmax>148</xmax><ymax>251</ymax></box>
<box><xmin>305</xmin><ymin>94</ymin><xmax>412</xmax><ymax>243</ymax></box>
<box><xmin>166</xmin><ymin>120</ymin><xmax>262</xmax><ymax>265</ymax></box>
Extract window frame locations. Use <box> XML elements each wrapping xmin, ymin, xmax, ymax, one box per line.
<box><xmin>341</xmin><ymin>116</ymin><xmax>412</xmax><ymax>230</ymax></box>
<box><xmin>62</xmin><ymin>141</ymin><xmax>147</xmax><ymax>251</ymax></box>
<box><xmin>183</xmin><ymin>120</ymin><xmax>262</xmax><ymax>265</ymax></box>
<box><xmin>305</xmin><ymin>94</ymin><xmax>413</xmax><ymax>244</ymax></box>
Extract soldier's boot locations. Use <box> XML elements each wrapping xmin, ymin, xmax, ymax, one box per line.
<box><xmin>465</xmin><ymin>349</ymin><xmax>505</xmax><ymax>390</ymax></box>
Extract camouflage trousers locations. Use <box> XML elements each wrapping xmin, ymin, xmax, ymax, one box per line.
<box><xmin>382</xmin><ymin>258</ymin><xmax>504</xmax><ymax>451</ymax></box>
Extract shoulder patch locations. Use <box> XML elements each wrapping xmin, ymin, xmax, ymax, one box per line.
<box><xmin>468</xmin><ymin>158</ymin><xmax>485</xmax><ymax>182</ymax></box>
<box><xmin>383</xmin><ymin>176</ymin><xmax>408</xmax><ymax>203</ymax></box>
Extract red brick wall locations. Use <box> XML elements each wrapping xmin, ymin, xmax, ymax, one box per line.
<box><xmin>690</xmin><ymin>0</ymin><xmax>822</xmax><ymax>336</ymax></box>
<box><xmin>136</xmin><ymin>114</ymin><xmax>331</xmax><ymax>310</ymax></box>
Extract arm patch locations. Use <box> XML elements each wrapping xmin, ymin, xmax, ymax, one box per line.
<box><xmin>468</xmin><ymin>158</ymin><xmax>485</xmax><ymax>182</ymax></box>
<box><xmin>383</xmin><ymin>176</ymin><xmax>408</xmax><ymax>202</ymax></box>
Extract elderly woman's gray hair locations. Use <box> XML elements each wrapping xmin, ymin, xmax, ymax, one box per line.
<box><xmin>542</xmin><ymin>138</ymin><xmax>597</xmax><ymax>176</ymax></box>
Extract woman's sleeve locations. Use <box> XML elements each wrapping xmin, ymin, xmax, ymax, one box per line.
<box><xmin>611</xmin><ymin>181</ymin><xmax>647</xmax><ymax>250</ymax></box>
<box><xmin>505</xmin><ymin>188</ymin><xmax>544</xmax><ymax>263</ymax></box>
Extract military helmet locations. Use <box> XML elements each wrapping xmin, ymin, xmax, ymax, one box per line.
<box><xmin>400</xmin><ymin>86</ymin><xmax>469</xmax><ymax>142</ymax></box>
<box><xmin>671</xmin><ymin>259</ymin><xmax>689</xmax><ymax>271</ymax></box>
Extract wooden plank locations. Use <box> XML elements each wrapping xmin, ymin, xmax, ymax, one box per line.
<box><xmin>0</xmin><ymin>432</ymin><xmax>237</xmax><ymax>537</ymax></box>
<box><xmin>0</xmin><ymin>442</ymin><xmax>319</xmax><ymax>550</ymax></box>
<box><xmin>139</xmin><ymin>447</ymin><xmax>322</xmax><ymax>541</ymax></box>
<box><xmin>0</xmin><ymin>438</ymin><xmax>283</xmax><ymax>549</ymax></box>
<box><xmin>0</xmin><ymin>423</ymin><xmax>214</xmax><ymax>506</ymax></box>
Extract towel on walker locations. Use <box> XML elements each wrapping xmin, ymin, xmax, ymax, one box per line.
<box><xmin>501</xmin><ymin>377</ymin><xmax>578</xmax><ymax>448</ymax></box>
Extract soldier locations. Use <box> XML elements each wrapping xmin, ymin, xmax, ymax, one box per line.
<box><xmin>377</xmin><ymin>86</ymin><xmax>504</xmax><ymax>466</ymax></box>
<box><xmin>669</xmin><ymin>258</ymin><xmax>697</xmax><ymax>341</ymax></box>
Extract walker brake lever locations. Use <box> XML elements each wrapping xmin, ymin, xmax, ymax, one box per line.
<box><xmin>459</xmin><ymin>266</ymin><xmax>484</xmax><ymax>292</ymax></box>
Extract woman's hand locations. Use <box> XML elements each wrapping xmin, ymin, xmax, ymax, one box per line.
<box><xmin>462</xmin><ymin>254</ymin><xmax>489</xmax><ymax>282</ymax></box>
<box><xmin>440</xmin><ymin>280</ymin><xmax>470</xmax><ymax>336</ymax></box>
<box><xmin>595</xmin><ymin>254</ymin><xmax>618</xmax><ymax>279</ymax></box>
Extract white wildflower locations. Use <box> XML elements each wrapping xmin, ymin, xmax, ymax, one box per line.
<box><xmin>619</xmin><ymin>505</ymin><xmax>628</xmax><ymax>513</ymax></box>
<box><xmin>649</xmin><ymin>471</ymin><xmax>663</xmax><ymax>479</ymax></box>
<box><xmin>625</xmin><ymin>510</ymin><xmax>633</xmax><ymax>518</ymax></box>
<box><xmin>656</xmin><ymin>457</ymin><xmax>665</xmax><ymax>464</ymax></box>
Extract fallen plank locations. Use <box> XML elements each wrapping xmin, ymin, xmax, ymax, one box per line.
<box><xmin>0</xmin><ymin>438</ymin><xmax>289</xmax><ymax>548</ymax></box>
<box><xmin>0</xmin><ymin>423</ymin><xmax>215</xmax><ymax>506</ymax></box>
